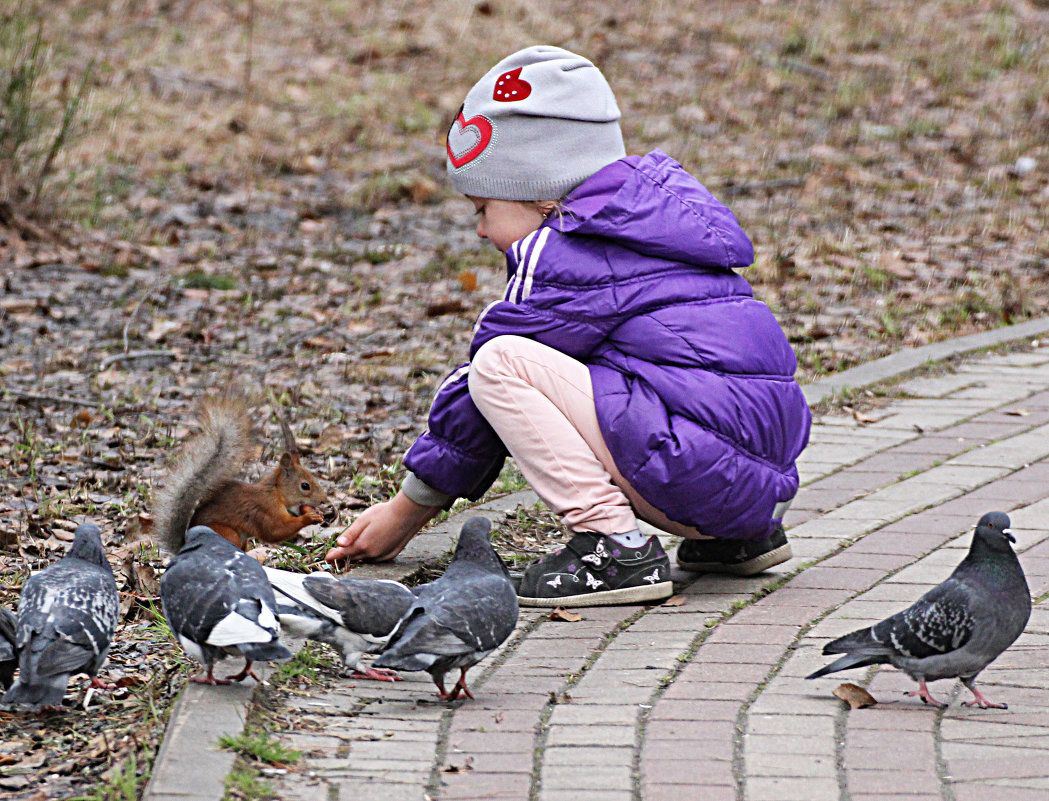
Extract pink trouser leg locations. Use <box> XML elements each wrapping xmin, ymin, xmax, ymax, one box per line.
<box><xmin>469</xmin><ymin>336</ymin><xmax>706</xmax><ymax>539</ymax></box>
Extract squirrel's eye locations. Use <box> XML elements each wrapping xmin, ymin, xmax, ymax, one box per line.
<box><xmin>300</xmin><ymin>482</ymin><xmax>311</xmax><ymax>492</ymax></box>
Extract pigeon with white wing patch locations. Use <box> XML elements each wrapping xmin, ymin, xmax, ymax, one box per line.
<box><xmin>372</xmin><ymin>516</ymin><xmax>518</xmax><ymax>700</ymax></box>
<box><xmin>264</xmin><ymin>566</ymin><xmax>415</xmax><ymax>681</ymax></box>
<box><xmin>161</xmin><ymin>525</ymin><xmax>291</xmax><ymax>684</ymax></box>
<box><xmin>807</xmin><ymin>511</ymin><xmax>1031</xmax><ymax>708</ymax></box>
<box><xmin>2</xmin><ymin>522</ymin><xmax>119</xmax><ymax>710</ymax></box>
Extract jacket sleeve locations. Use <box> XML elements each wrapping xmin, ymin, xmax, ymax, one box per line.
<box><xmin>469</xmin><ymin>227</ymin><xmax>619</xmax><ymax>360</ymax></box>
<box><xmin>402</xmin><ymin>364</ymin><xmax>508</xmax><ymax>501</ymax></box>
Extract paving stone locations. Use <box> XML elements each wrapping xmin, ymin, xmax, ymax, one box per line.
<box><xmin>746</xmin><ymin>775</ymin><xmax>839</xmax><ymax>800</ymax></box>
<box><xmin>545</xmin><ymin>724</ymin><xmax>636</xmax><ymax>748</ymax></box>
<box><xmin>537</xmin><ymin>790</ymin><xmax>633</xmax><ymax>801</ymax></box>
<box><xmin>746</xmin><ymin>751</ymin><xmax>836</xmax><ymax>777</ymax></box>
<box><xmin>641</xmin><ymin>757</ymin><xmax>735</xmax><ymax>784</ymax></box>
<box><xmin>542</xmin><ymin>746</ymin><xmax>635</xmax><ymax>767</ymax></box>
<box><xmin>541</xmin><ymin>763</ymin><xmax>633</xmax><ymax>790</ymax></box>
<box><xmin>846</xmin><ymin>768</ymin><xmax>942</xmax><ymax>794</ymax></box>
<box><xmin>642</xmin><ymin>783</ymin><xmax>736</xmax><ymax>801</ymax></box>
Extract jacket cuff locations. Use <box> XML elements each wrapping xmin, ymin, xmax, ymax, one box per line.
<box><xmin>402</xmin><ymin>472</ymin><xmax>455</xmax><ymax>508</ymax></box>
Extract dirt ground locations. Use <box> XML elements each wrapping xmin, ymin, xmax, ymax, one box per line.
<box><xmin>0</xmin><ymin>0</ymin><xmax>1047</xmax><ymax>797</ymax></box>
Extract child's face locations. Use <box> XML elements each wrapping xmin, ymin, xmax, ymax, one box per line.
<box><xmin>468</xmin><ymin>197</ymin><xmax>547</xmax><ymax>252</ymax></box>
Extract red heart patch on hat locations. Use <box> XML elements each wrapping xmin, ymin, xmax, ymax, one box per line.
<box><xmin>446</xmin><ymin>111</ymin><xmax>493</xmax><ymax>168</ymax></box>
<box><xmin>493</xmin><ymin>67</ymin><xmax>531</xmax><ymax>102</ymax></box>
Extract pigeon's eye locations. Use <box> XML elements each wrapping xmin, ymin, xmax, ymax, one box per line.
<box><xmin>300</xmin><ymin>482</ymin><xmax>311</xmax><ymax>492</ymax></box>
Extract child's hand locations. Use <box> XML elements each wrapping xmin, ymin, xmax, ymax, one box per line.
<box><xmin>324</xmin><ymin>490</ymin><xmax>440</xmax><ymax>565</ymax></box>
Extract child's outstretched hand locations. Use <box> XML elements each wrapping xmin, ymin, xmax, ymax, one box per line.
<box><xmin>325</xmin><ymin>490</ymin><xmax>441</xmax><ymax>565</ymax></box>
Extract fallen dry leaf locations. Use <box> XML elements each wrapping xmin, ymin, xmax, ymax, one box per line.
<box><xmin>1004</xmin><ymin>408</ymin><xmax>1030</xmax><ymax>417</ymax></box>
<box><xmin>661</xmin><ymin>595</ymin><xmax>686</xmax><ymax>607</ymax></box>
<box><xmin>548</xmin><ymin>607</ymin><xmax>582</xmax><ymax>622</ymax></box>
<box><xmin>458</xmin><ymin>270</ymin><xmax>478</xmax><ymax>292</ymax></box>
<box><xmin>833</xmin><ymin>682</ymin><xmax>877</xmax><ymax>709</ymax></box>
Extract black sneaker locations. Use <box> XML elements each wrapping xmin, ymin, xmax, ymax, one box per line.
<box><xmin>516</xmin><ymin>532</ymin><xmax>673</xmax><ymax>608</ymax></box>
<box><xmin>675</xmin><ymin>525</ymin><xmax>792</xmax><ymax>576</ymax></box>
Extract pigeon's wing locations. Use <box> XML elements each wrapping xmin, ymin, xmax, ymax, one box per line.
<box><xmin>875</xmin><ymin>578</ymin><xmax>975</xmax><ymax>660</ymax></box>
<box><xmin>31</xmin><ymin>603</ymin><xmax>116</xmax><ymax>677</ymax></box>
<box><xmin>388</xmin><ymin>575</ymin><xmax>516</xmax><ymax>658</ymax></box>
<box><xmin>162</xmin><ymin>560</ymin><xmax>238</xmax><ymax>640</ymax></box>
<box><xmin>303</xmin><ymin>576</ymin><xmax>415</xmax><ymax>637</ymax></box>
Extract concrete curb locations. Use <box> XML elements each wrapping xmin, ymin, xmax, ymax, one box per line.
<box><xmin>801</xmin><ymin>317</ymin><xmax>1049</xmax><ymax>405</ymax></box>
<box><xmin>143</xmin><ymin>316</ymin><xmax>1049</xmax><ymax>801</ymax></box>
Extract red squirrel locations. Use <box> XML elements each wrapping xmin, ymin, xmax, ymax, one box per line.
<box><xmin>153</xmin><ymin>397</ymin><xmax>336</xmax><ymax>553</ymax></box>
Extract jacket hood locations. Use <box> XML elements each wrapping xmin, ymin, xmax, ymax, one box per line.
<box><xmin>556</xmin><ymin>150</ymin><xmax>754</xmax><ymax>269</ymax></box>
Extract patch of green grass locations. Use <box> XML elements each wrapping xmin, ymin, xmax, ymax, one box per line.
<box><xmin>183</xmin><ymin>271</ymin><xmax>238</xmax><ymax>291</ymax></box>
<box><xmin>218</xmin><ymin>731</ymin><xmax>300</xmax><ymax>766</ymax></box>
<box><xmin>224</xmin><ymin>766</ymin><xmax>273</xmax><ymax>801</ymax></box>
<box><xmin>271</xmin><ymin>643</ymin><xmax>337</xmax><ymax>686</ymax></box>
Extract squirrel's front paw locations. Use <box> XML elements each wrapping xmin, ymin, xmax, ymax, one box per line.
<box><xmin>300</xmin><ymin>505</ymin><xmax>325</xmax><ymax>525</ymax></box>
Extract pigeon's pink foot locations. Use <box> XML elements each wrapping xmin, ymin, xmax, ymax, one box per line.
<box><xmin>351</xmin><ymin>667</ymin><xmax>401</xmax><ymax>682</ymax></box>
<box><xmin>962</xmin><ymin>687</ymin><xmax>1007</xmax><ymax>709</ymax></box>
<box><xmin>89</xmin><ymin>677</ymin><xmax>117</xmax><ymax>690</ymax></box>
<box><xmin>191</xmin><ymin>666</ymin><xmax>231</xmax><ymax>686</ymax></box>
<box><xmin>441</xmin><ymin>668</ymin><xmax>475</xmax><ymax>701</ymax></box>
<box><xmin>225</xmin><ymin>660</ymin><xmax>261</xmax><ymax>683</ymax></box>
<box><xmin>905</xmin><ymin>681</ymin><xmax>946</xmax><ymax>707</ymax></box>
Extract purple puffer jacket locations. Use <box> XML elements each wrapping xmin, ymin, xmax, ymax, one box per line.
<box><xmin>404</xmin><ymin>150</ymin><xmax>811</xmax><ymax>540</ymax></box>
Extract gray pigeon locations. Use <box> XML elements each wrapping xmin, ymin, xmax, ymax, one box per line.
<box><xmin>264</xmin><ymin>566</ymin><xmax>415</xmax><ymax>681</ymax></box>
<box><xmin>1</xmin><ymin>606</ymin><xmax>19</xmax><ymax>690</ymax></box>
<box><xmin>161</xmin><ymin>525</ymin><xmax>292</xmax><ymax>684</ymax></box>
<box><xmin>807</xmin><ymin>511</ymin><xmax>1031</xmax><ymax>708</ymax></box>
<box><xmin>372</xmin><ymin>516</ymin><xmax>518</xmax><ymax>700</ymax></box>
<box><xmin>2</xmin><ymin>522</ymin><xmax>119</xmax><ymax>710</ymax></box>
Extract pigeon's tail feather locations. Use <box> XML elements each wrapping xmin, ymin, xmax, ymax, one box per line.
<box><xmin>2</xmin><ymin>674</ymin><xmax>69</xmax><ymax>709</ymax></box>
<box><xmin>806</xmin><ymin>652</ymin><xmax>886</xmax><ymax>680</ymax></box>
<box><xmin>373</xmin><ymin>650</ymin><xmax>435</xmax><ymax>672</ymax></box>
<box><xmin>274</xmin><ymin>605</ymin><xmax>327</xmax><ymax>639</ymax></box>
<box><xmin>238</xmin><ymin>640</ymin><xmax>293</xmax><ymax>663</ymax></box>
<box><xmin>821</xmin><ymin>627</ymin><xmax>879</xmax><ymax>655</ymax></box>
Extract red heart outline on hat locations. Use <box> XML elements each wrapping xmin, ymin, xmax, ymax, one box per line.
<box><xmin>446</xmin><ymin>111</ymin><xmax>493</xmax><ymax>168</ymax></box>
<box><xmin>493</xmin><ymin>67</ymin><xmax>531</xmax><ymax>102</ymax></box>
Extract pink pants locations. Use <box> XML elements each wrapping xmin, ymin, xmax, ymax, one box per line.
<box><xmin>469</xmin><ymin>336</ymin><xmax>708</xmax><ymax>540</ymax></box>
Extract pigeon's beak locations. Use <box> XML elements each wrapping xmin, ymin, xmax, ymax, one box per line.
<box><xmin>1003</xmin><ymin>527</ymin><xmax>1015</xmax><ymax>543</ymax></box>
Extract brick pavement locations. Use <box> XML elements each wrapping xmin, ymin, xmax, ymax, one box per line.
<box><xmin>146</xmin><ymin>340</ymin><xmax>1049</xmax><ymax>801</ymax></box>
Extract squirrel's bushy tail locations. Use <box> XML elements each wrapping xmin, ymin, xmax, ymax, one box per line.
<box><xmin>153</xmin><ymin>397</ymin><xmax>255</xmax><ymax>554</ymax></box>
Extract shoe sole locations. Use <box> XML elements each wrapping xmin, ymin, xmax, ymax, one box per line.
<box><xmin>675</xmin><ymin>542</ymin><xmax>793</xmax><ymax>577</ymax></box>
<box><xmin>517</xmin><ymin>580</ymin><xmax>674</xmax><ymax>608</ymax></box>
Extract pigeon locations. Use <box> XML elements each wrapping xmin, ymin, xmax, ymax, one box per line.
<box><xmin>264</xmin><ymin>566</ymin><xmax>416</xmax><ymax>681</ymax></box>
<box><xmin>1</xmin><ymin>606</ymin><xmax>19</xmax><ymax>690</ymax></box>
<box><xmin>372</xmin><ymin>516</ymin><xmax>519</xmax><ymax>700</ymax></box>
<box><xmin>807</xmin><ymin>511</ymin><xmax>1031</xmax><ymax>709</ymax></box>
<box><xmin>161</xmin><ymin>525</ymin><xmax>292</xmax><ymax>684</ymax></box>
<box><xmin>2</xmin><ymin>522</ymin><xmax>119</xmax><ymax>710</ymax></box>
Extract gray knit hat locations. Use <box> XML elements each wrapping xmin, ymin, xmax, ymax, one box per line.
<box><xmin>445</xmin><ymin>46</ymin><xmax>626</xmax><ymax>201</ymax></box>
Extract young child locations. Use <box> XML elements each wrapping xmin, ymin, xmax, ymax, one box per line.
<box><xmin>326</xmin><ymin>45</ymin><xmax>812</xmax><ymax>607</ymax></box>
